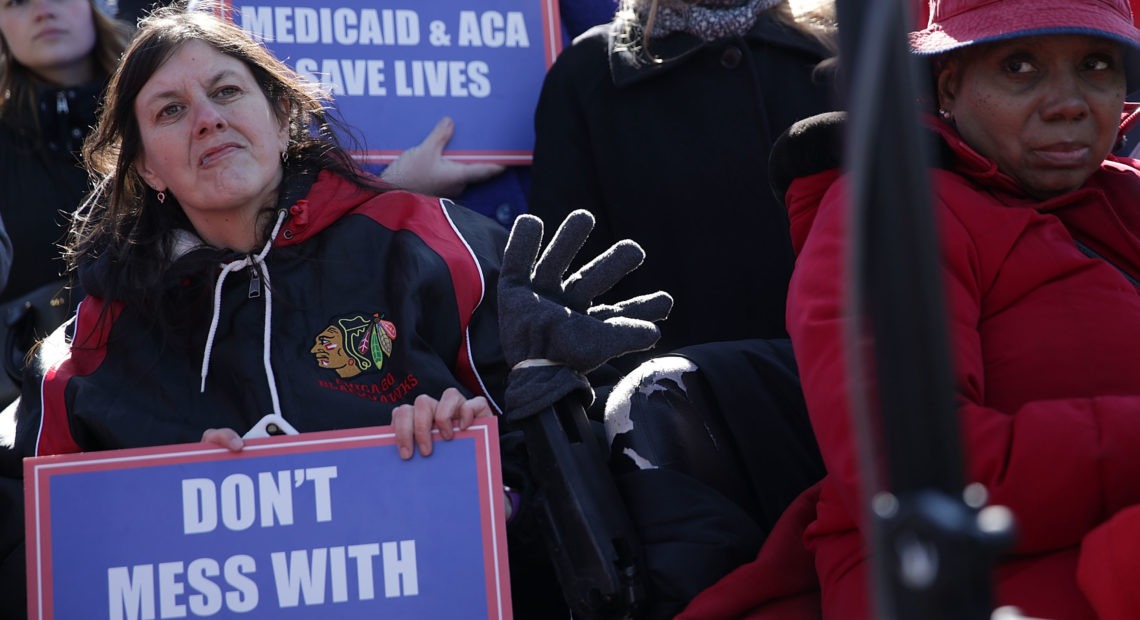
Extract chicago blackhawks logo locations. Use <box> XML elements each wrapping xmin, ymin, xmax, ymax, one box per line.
<box><xmin>310</xmin><ymin>313</ymin><xmax>398</xmax><ymax>378</ymax></box>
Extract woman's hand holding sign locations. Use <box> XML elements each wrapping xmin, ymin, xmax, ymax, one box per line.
<box><xmin>202</xmin><ymin>387</ymin><xmax>491</xmax><ymax>460</ymax></box>
<box><xmin>390</xmin><ymin>387</ymin><xmax>492</xmax><ymax>459</ymax></box>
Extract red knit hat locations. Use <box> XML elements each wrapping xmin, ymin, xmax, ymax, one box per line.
<box><xmin>910</xmin><ymin>0</ymin><xmax>1140</xmax><ymax>89</ymax></box>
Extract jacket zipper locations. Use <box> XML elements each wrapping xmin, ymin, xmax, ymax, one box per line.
<box><xmin>1075</xmin><ymin>239</ymin><xmax>1140</xmax><ymax>287</ymax></box>
<box><xmin>248</xmin><ymin>264</ymin><xmax>262</xmax><ymax>299</ymax></box>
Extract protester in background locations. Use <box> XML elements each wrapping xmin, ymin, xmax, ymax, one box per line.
<box><xmin>0</xmin><ymin>0</ymin><xmax>125</xmax><ymax>608</ymax></box>
<box><xmin>0</xmin><ymin>0</ymin><xmax>131</xmax><ymax>406</ymax></box>
<box><xmin>1</xmin><ymin>4</ymin><xmax>669</xmax><ymax>618</ymax></box>
<box><xmin>529</xmin><ymin>0</ymin><xmax>838</xmax><ymax>369</ymax></box>
<box><xmin>523</xmin><ymin>0</ymin><xmax>838</xmax><ymax>616</ymax></box>
<box><xmin>0</xmin><ymin>0</ymin><xmax>127</xmax><ymax>303</ymax></box>
<box><xmin>679</xmin><ymin>0</ymin><xmax>1140</xmax><ymax>617</ymax></box>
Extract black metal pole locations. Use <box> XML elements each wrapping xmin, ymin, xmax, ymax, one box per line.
<box><xmin>836</xmin><ymin>0</ymin><xmax>1013</xmax><ymax>618</ymax></box>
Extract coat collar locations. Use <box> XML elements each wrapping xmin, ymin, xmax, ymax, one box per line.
<box><xmin>607</xmin><ymin>12</ymin><xmax>829</xmax><ymax>87</ymax></box>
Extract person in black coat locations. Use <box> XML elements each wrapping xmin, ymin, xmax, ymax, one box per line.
<box><xmin>529</xmin><ymin>0</ymin><xmax>840</xmax><ymax>372</ymax></box>
<box><xmin>528</xmin><ymin>1</ymin><xmax>839</xmax><ymax>616</ymax></box>
<box><xmin>0</xmin><ymin>2</ymin><xmax>130</xmax><ymax>617</ymax></box>
<box><xmin>0</xmin><ymin>0</ymin><xmax>131</xmax><ymax>407</ymax></box>
<box><xmin>0</xmin><ymin>0</ymin><xmax>129</xmax><ymax>303</ymax></box>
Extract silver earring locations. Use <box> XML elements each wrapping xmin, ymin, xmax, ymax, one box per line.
<box><xmin>938</xmin><ymin>108</ymin><xmax>953</xmax><ymax>122</ymax></box>
<box><xmin>157</xmin><ymin>190</ymin><xmax>166</xmax><ymax>204</ymax></box>
<box><xmin>281</xmin><ymin>150</ymin><xmax>289</xmax><ymax>164</ymax></box>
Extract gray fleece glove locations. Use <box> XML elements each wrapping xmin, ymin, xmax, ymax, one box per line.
<box><xmin>499</xmin><ymin>210</ymin><xmax>673</xmax><ymax>421</ymax></box>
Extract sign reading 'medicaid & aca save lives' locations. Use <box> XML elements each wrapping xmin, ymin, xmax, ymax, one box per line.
<box><xmin>219</xmin><ymin>0</ymin><xmax>562</xmax><ymax>164</ymax></box>
<box><xmin>25</xmin><ymin>420</ymin><xmax>511</xmax><ymax>620</ymax></box>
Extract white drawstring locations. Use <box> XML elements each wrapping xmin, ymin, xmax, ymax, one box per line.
<box><xmin>200</xmin><ymin>259</ymin><xmax>247</xmax><ymax>391</ymax></box>
<box><xmin>199</xmin><ymin>210</ymin><xmax>288</xmax><ymax>418</ymax></box>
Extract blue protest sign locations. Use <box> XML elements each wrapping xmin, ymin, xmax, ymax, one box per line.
<box><xmin>25</xmin><ymin>420</ymin><xmax>511</xmax><ymax>619</ymax></box>
<box><xmin>220</xmin><ymin>0</ymin><xmax>562</xmax><ymax>164</ymax></box>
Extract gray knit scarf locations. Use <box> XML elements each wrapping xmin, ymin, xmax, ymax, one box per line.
<box><xmin>639</xmin><ymin>0</ymin><xmax>783</xmax><ymax>41</ymax></box>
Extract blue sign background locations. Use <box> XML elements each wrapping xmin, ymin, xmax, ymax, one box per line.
<box><xmin>32</xmin><ymin>432</ymin><xmax>504</xmax><ymax>619</ymax></box>
<box><xmin>225</xmin><ymin>1</ymin><xmax>561</xmax><ymax>163</ymax></box>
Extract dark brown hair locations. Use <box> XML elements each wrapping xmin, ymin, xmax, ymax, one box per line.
<box><xmin>71</xmin><ymin>1</ymin><xmax>381</xmax><ymax>311</ymax></box>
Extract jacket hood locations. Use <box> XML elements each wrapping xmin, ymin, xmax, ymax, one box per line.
<box><xmin>271</xmin><ymin>169</ymin><xmax>383</xmax><ymax>248</ymax></box>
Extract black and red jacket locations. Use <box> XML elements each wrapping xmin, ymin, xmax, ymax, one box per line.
<box><xmin>16</xmin><ymin>169</ymin><xmax>508</xmax><ymax>456</ymax></box>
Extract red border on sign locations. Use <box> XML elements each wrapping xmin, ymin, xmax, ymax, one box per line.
<box><xmin>25</xmin><ymin>419</ymin><xmax>510</xmax><ymax>620</ymax></box>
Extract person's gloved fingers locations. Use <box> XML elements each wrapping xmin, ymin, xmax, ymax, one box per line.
<box><xmin>501</xmin><ymin>214</ymin><xmax>544</xmax><ymax>287</ymax></box>
<box><xmin>563</xmin><ymin>240</ymin><xmax>645</xmax><ymax>307</ymax></box>
<box><xmin>544</xmin><ymin>314</ymin><xmax>663</xmax><ymax>371</ymax></box>
<box><xmin>588</xmin><ymin>291</ymin><xmax>674</xmax><ymax>322</ymax></box>
<box><xmin>532</xmin><ymin>210</ymin><xmax>595</xmax><ymax>294</ymax></box>
<box><xmin>595</xmin><ymin>317</ymin><xmax>665</xmax><ymax>357</ymax></box>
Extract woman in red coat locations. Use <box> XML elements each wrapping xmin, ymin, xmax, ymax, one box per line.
<box><xmin>681</xmin><ymin>0</ymin><xmax>1140</xmax><ymax>617</ymax></box>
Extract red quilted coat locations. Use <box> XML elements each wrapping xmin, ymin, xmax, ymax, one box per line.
<box><xmin>681</xmin><ymin>117</ymin><xmax>1140</xmax><ymax>620</ymax></box>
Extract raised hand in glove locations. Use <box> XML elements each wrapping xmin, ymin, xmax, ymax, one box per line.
<box><xmin>498</xmin><ymin>209</ymin><xmax>673</xmax><ymax>421</ymax></box>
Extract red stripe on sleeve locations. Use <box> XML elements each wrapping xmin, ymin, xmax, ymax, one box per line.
<box><xmin>36</xmin><ymin>297</ymin><xmax>122</xmax><ymax>456</ymax></box>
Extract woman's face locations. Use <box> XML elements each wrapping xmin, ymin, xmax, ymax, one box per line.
<box><xmin>938</xmin><ymin>34</ymin><xmax>1127</xmax><ymax>199</ymax></box>
<box><xmin>0</xmin><ymin>0</ymin><xmax>96</xmax><ymax>86</ymax></box>
<box><xmin>134</xmin><ymin>40</ymin><xmax>288</xmax><ymax>222</ymax></box>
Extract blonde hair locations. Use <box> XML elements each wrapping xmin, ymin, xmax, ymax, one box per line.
<box><xmin>0</xmin><ymin>0</ymin><xmax>131</xmax><ymax>127</ymax></box>
<box><xmin>781</xmin><ymin>0</ymin><xmax>838</xmax><ymax>56</ymax></box>
<box><xmin>616</xmin><ymin>0</ymin><xmax>837</xmax><ymax>63</ymax></box>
